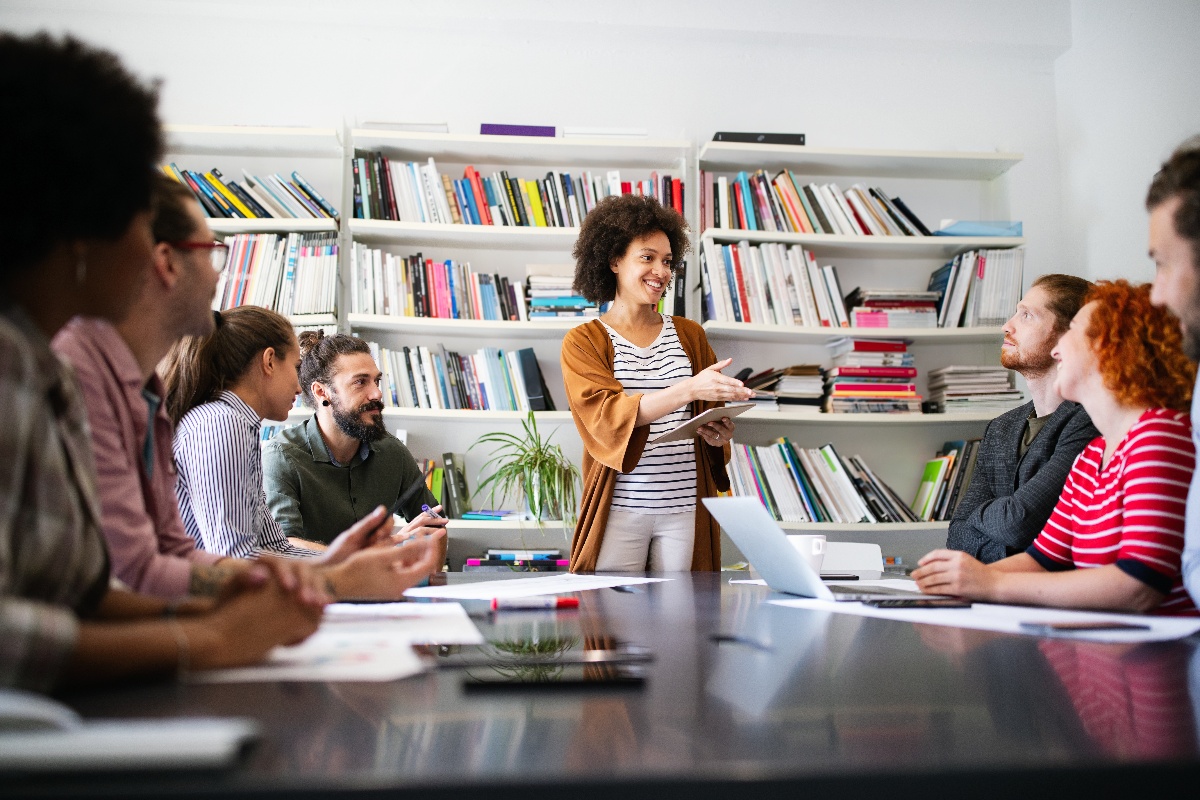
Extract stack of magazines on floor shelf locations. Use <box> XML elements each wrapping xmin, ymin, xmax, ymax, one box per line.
<box><xmin>844</xmin><ymin>287</ymin><xmax>941</xmax><ymax>329</ymax></box>
<box><xmin>928</xmin><ymin>366</ymin><xmax>1024</xmax><ymax>414</ymax></box>
<box><xmin>824</xmin><ymin>338</ymin><xmax>920</xmax><ymax>413</ymax></box>
<box><xmin>464</xmin><ymin>549</ymin><xmax>569</xmax><ymax>572</ymax></box>
<box><xmin>728</xmin><ymin>438</ymin><xmax>918</xmax><ymax>524</ymax></box>
<box><xmin>911</xmin><ymin>440</ymin><xmax>982</xmax><ymax>521</ymax></box>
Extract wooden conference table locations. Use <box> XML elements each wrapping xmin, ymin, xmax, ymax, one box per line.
<box><xmin>8</xmin><ymin>572</ymin><xmax>1200</xmax><ymax>798</ymax></box>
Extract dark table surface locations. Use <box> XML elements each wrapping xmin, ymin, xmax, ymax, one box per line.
<box><xmin>8</xmin><ymin>572</ymin><xmax>1200</xmax><ymax>798</ymax></box>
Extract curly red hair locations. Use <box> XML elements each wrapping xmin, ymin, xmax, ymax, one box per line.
<box><xmin>1084</xmin><ymin>280</ymin><xmax>1196</xmax><ymax>411</ymax></box>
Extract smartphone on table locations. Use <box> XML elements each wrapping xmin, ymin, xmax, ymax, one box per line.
<box><xmin>1018</xmin><ymin>620</ymin><xmax>1151</xmax><ymax>634</ymax></box>
<box><xmin>862</xmin><ymin>598</ymin><xmax>973</xmax><ymax>609</ymax></box>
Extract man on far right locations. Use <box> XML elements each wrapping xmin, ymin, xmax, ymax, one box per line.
<box><xmin>1147</xmin><ymin>135</ymin><xmax>1200</xmax><ymax>602</ymax></box>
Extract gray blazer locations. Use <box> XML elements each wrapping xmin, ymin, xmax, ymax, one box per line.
<box><xmin>946</xmin><ymin>400</ymin><xmax>1099</xmax><ymax>564</ymax></box>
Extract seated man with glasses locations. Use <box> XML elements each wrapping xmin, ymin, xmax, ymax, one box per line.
<box><xmin>51</xmin><ymin>173</ymin><xmax>247</xmax><ymax>600</ymax></box>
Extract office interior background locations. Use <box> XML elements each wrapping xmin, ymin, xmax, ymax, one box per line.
<box><xmin>5</xmin><ymin>0</ymin><xmax>1200</xmax><ymax>288</ymax></box>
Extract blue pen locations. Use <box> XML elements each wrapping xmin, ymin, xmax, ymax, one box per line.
<box><xmin>421</xmin><ymin>503</ymin><xmax>447</xmax><ymax>519</ymax></box>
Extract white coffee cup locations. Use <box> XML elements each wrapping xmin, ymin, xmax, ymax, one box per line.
<box><xmin>787</xmin><ymin>534</ymin><xmax>826</xmax><ymax>575</ymax></box>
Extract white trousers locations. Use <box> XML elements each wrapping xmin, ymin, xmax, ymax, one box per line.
<box><xmin>595</xmin><ymin>508</ymin><xmax>696</xmax><ymax>572</ymax></box>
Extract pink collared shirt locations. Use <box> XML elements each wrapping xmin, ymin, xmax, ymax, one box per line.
<box><xmin>52</xmin><ymin>317</ymin><xmax>220</xmax><ymax>599</ymax></box>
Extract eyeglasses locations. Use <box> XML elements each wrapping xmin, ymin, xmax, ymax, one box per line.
<box><xmin>168</xmin><ymin>240</ymin><xmax>229</xmax><ymax>272</ymax></box>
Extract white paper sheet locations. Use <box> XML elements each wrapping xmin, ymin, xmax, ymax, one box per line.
<box><xmin>0</xmin><ymin>718</ymin><xmax>260</xmax><ymax>770</ymax></box>
<box><xmin>769</xmin><ymin>597</ymin><xmax>1200</xmax><ymax>643</ymax></box>
<box><xmin>194</xmin><ymin>603</ymin><xmax>483</xmax><ymax>683</ymax></box>
<box><xmin>404</xmin><ymin>574</ymin><xmax>669</xmax><ymax>600</ymax></box>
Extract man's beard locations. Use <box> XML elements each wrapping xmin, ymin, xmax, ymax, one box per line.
<box><xmin>330</xmin><ymin>394</ymin><xmax>388</xmax><ymax>442</ymax></box>
<box><xmin>1000</xmin><ymin>342</ymin><xmax>1056</xmax><ymax>376</ymax></box>
<box><xmin>1179</xmin><ymin>307</ymin><xmax>1200</xmax><ymax>362</ymax></box>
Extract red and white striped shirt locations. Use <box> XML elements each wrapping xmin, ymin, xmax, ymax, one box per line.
<box><xmin>1029</xmin><ymin>408</ymin><xmax>1197</xmax><ymax>615</ymax></box>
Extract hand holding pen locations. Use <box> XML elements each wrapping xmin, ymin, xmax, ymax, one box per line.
<box><xmin>392</xmin><ymin>503</ymin><xmax>448</xmax><ymax>546</ymax></box>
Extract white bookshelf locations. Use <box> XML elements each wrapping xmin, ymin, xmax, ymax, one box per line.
<box><xmin>347</xmin><ymin>314</ymin><xmax>589</xmax><ymax>339</ymax></box>
<box><xmin>208</xmin><ymin>218</ymin><xmax>337</xmax><ymax>234</ymax></box>
<box><xmin>702</xmin><ymin>228</ymin><xmax>1024</xmax><ymax>259</ymax></box>
<box><xmin>696</xmin><ymin>143</ymin><xmax>1023</xmax><ymax>562</ymax></box>
<box><xmin>339</xmin><ymin>130</ymin><xmax>697</xmax><ymax>563</ymax></box>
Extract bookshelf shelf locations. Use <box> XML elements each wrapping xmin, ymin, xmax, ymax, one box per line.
<box><xmin>380</xmin><ymin>408</ymin><xmax>573</xmax><ymax>423</ymax></box>
<box><xmin>348</xmin><ymin>314</ymin><xmax>589</xmax><ymax>339</ymax></box>
<box><xmin>697</xmin><ymin>142</ymin><xmax>1022</xmax><ymax>181</ymax></box>
<box><xmin>702</xmin><ymin>321</ymin><xmax>1003</xmax><ymax>345</ymax></box>
<box><xmin>349</xmin><ymin>219</ymin><xmax>578</xmax><ymax>250</ymax></box>
<box><xmin>701</xmin><ymin>228</ymin><xmax>1025</xmax><ymax>258</ymax></box>
<box><xmin>446</xmin><ymin>519</ymin><xmax>569</xmax><ymax>531</ymax></box>
<box><xmin>208</xmin><ymin>218</ymin><xmax>338</xmax><ymax>234</ymax></box>
<box><xmin>738</xmin><ymin>411</ymin><xmax>996</xmax><ymax>425</ymax></box>
<box><xmin>350</xmin><ymin>129</ymin><xmax>690</xmax><ymax>169</ymax></box>
<box><xmin>287</xmin><ymin>313</ymin><xmax>338</xmax><ymax>328</ymax></box>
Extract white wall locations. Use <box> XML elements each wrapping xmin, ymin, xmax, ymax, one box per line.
<box><xmin>1054</xmin><ymin>0</ymin><xmax>1200</xmax><ymax>283</ymax></box>
<box><xmin>2</xmin><ymin>0</ymin><xmax>1072</xmax><ymax>282</ymax></box>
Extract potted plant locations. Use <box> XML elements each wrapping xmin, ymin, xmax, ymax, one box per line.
<box><xmin>471</xmin><ymin>411</ymin><xmax>581</xmax><ymax>528</ymax></box>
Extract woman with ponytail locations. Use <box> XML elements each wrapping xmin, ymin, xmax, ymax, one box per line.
<box><xmin>164</xmin><ymin>307</ymin><xmax>445</xmax><ymax>597</ymax></box>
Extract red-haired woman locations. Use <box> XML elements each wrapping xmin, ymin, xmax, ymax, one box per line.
<box><xmin>915</xmin><ymin>281</ymin><xmax>1198</xmax><ymax>614</ymax></box>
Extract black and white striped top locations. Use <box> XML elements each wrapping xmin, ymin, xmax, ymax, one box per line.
<box><xmin>605</xmin><ymin>315</ymin><xmax>697</xmax><ymax>514</ymax></box>
<box><xmin>174</xmin><ymin>391</ymin><xmax>315</xmax><ymax>558</ymax></box>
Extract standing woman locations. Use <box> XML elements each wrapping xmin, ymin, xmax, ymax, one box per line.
<box><xmin>562</xmin><ymin>194</ymin><xmax>752</xmax><ymax>572</ymax></box>
<box><xmin>915</xmin><ymin>281</ymin><xmax>1197</xmax><ymax>614</ymax></box>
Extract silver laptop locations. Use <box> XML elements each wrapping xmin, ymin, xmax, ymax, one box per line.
<box><xmin>703</xmin><ymin>496</ymin><xmax>924</xmax><ymax>601</ymax></box>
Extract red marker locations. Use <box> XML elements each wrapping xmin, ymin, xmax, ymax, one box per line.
<box><xmin>490</xmin><ymin>596</ymin><xmax>580</xmax><ymax>611</ymax></box>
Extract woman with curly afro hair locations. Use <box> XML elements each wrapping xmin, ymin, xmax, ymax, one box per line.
<box><xmin>915</xmin><ymin>280</ymin><xmax>1198</xmax><ymax>615</ymax></box>
<box><xmin>561</xmin><ymin>194</ymin><xmax>753</xmax><ymax>573</ymax></box>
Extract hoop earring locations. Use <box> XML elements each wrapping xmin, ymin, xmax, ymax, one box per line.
<box><xmin>76</xmin><ymin>255</ymin><xmax>87</xmax><ymax>285</ymax></box>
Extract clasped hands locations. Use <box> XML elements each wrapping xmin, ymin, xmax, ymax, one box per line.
<box><xmin>221</xmin><ymin>506</ymin><xmax>446</xmax><ymax>611</ymax></box>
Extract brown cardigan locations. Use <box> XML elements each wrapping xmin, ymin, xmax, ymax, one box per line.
<box><xmin>560</xmin><ymin>317</ymin><xmax>731</xmax><ymax>572</ymax></box>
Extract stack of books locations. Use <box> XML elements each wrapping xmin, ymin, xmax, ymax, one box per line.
<box><xmin>927</xmin><ymin>248</ymin><xmax>1025</xmax><ymax>328</ymax></box>
<box><xmin>728</xmin><ymin>438</ymin><xmax>918</xmax><ymax>524</ymax></box>
<box><xmin>463</xmin><ymin>549</ymin><xmax>569</xmax><ymax>572</ymax></box>
<box><xmin>526</xmin><ymin>266</ymin><xmax>600</xmax><ymax>319</ymax></box>
<box><xmin>824</xmin><ymin>339</ymin><xmax>920</xmax><ymax>413</ymax></box>
<box><xmin>910</xmin><ymin>439</ymin><xmax>982</xmax><ymax>521</ymax></box>
<box><xmin>351</xmin><ymin>152</ymin><xmax>684</xmax><ymax>225</ymax></box>
<box><xmin>214</xmin><ymin>232</ymin><xmax>337</xmax><ymax>315</ymax></box>
<box><xmin>369</xmin><ymin>343</ymin><xmax>555</xmax><ymax>412</ymax></box>
<box><xmin>349</xmin><ymin>244</ymin><xmax>528</xmax><ymax>321</ymax></box>
<box><xmin>163</xmin><ymin>165</ymin><xmax>337</xmax><ymax>219</ymax></box>
<box><xmin>736</xmin><ymin>365</ymin><xmax>824</xmax><ymax>410</ymax></box>
<box><xmin>699</xmin><ymin>239</ymin><xmax>852</xmax><ymax>327</ymax></box>
<box><xmin>927</xmin><ymin>366</ymin><xmax>1024</xmax><ymax>414</ymax></box>
<box><xmin>844</xmin><ymin>288</ymin><xmax>941</xmax><ymax>329</ymax></box>
<box><xmin>700</xmin><ymin>170</ymin><xmax>932</xmax><ymax>237</ymax></box>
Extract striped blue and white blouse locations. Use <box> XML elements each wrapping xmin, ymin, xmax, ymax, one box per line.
<box><xmin>604</xmin><ymin>314</ymin><xmax>697</xmax><ymax>515</ymax></box>
<box><xmin>174</xmin><ymin>391</ymin><xmax>315</xmax><ymax>558</ymax></box>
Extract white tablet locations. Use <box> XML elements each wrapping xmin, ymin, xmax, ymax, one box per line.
<box><xmin>648</xmin><ymin>404</ymin><xmax>755</xmax><ymax>445</ymax></box>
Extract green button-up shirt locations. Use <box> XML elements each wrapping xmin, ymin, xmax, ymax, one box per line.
<box><xmin>262</xmin><ymin>416</ymin><xmax>436</xmax><ymax>545</ymax></box>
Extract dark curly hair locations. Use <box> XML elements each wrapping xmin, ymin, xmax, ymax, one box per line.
<box><xmin>571</xmin><ymin>194</ymin><xmax>691</xmax><ymax>304</ymax></box>
<box><xmin>297</xmin><ymin>331</ymin><xmax>373</xmax><ymax>409</ymax></box>
<box><xmin>1146</xmin><ymin>136</ymin><xmax>1200</xmax><ymax>271</ymax></box>
<box><xmin>0</xmin><ymin>33</ymin><xmax>163</xmax><ymax>276</ymax></box>
<box><xmin>1084</xmin><ymin>280</ymin><xmax>1195</xmax><ymax>412</ymax></box>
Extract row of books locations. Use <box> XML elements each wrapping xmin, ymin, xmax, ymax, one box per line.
<box><xmin>911</xmin><ymin>439</ymin><xmax>982</xmax><ymax>521</ymax></box>
<box><xmin>699</xmin><ymin>239</ymin><xmax>846</xmax><ymax>326</ymax></box>
<box><xmin>825</xmin><ymin>339</ymin><xmax>921</xmax><ymax>413</ymax></box>
<box><xmin>700</xmin><ymin>170</ymin><xmax>932</xmax><ymax>236</ymax></box>
<box><xmin>350</xmin><ymin>245</ymin><xmax>532</xmax><ymax>321</ymax></box>
<box><xmin>163</xmin><ymin>165</ymin><xmax>337</xmax><ymax>220</ymax></box>
<box><xmin>351</xmin><ymin>151</ymin><xmax>685</xmax><ymax>226</ymax></box>
<box><xmin>729</xmin><ymin>439</ymin><xmax>919</xmax><ymax>524</ymax></box>
<box><xmin>699</xmin><ymin>238</ymin><xmax>1022</xmax><ymax>331</ymax></box>
<box><xmin>927</xmin><ymin>248</ymin><xmax>1025</xmax><ymax>328</ymax></box>
<box><xmin>928</xmin><ymin>366</ymin><xmax>1024</xmax><ymax>414</ymax></box>
<box><xmin>213</xmin><ymin>232</ymin><xmax>337</xmax><ymax>315</ymax></box>
<box><xmin>368</xmin><ymin>342</ymin><xmax>555</xmax><ymax>412</ymax></box>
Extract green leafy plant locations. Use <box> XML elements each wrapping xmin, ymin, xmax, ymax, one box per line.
<box><xmin>471</xmin><ymin>411</ymin><xmax>581</xmax><ymax>528</ymax></box>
